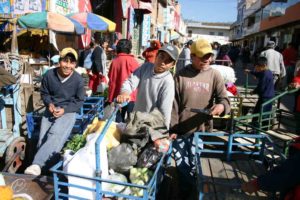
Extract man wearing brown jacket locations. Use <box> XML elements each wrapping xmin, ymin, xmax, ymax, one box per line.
<box><xmin>169</xmin><ymin>38</ymin><xmax>230</xmax><ymax>198</ymax></box>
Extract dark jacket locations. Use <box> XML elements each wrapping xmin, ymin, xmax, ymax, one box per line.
<box><xmin>251</xmin><ymin>70</ymin><xmax>275</xmax><ymax>98</ymax></box>
<box><xmin>91</xmin><ymin>45</ymin><xmax>103</xmax><ymax>74</ymax></box>
<box><xmin>40</xmin><ymin>68</ymin><xmax>85</xmax><ymax>113</ymax></box>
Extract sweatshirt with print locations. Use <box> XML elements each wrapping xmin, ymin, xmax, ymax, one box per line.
<box><xmin>121</xmin><ymin>62</ymin><xmax>174</xmax><ymax>127</ymax></box>
<box><xmin>170</xmin><ymin>64</ymin><xmax>230</xmax><ymax>136</ymax></box>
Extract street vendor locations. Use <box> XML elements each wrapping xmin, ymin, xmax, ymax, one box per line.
<box><xmin>169</xmin><ymin>38</ymin><xmax>230</xmax><ymax>199</ymax></box>
<box><xmin>25</xmin><ymin>47</ymin><xmax>85</xmax><ymax>176</ymax></box>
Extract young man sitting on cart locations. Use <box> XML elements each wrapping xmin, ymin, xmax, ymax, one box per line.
<box><xmin>25</xmin><ymin>48</ymin><xmax>85</xmax><ymax>176</ymax></box>
<box><xmin>169</xmin><ymin>38</ymin><xmax>230</xmax><ymax>198</ymax></box>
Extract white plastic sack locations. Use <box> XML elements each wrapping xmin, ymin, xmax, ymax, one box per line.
<box><xmin>63</xmin><ymin>133</ymin><xmax>109</xmax><ymax>200</ymax></box>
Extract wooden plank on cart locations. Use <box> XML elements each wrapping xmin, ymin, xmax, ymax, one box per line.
<box><xmin>200</xmin><ymin>158</ymin><xmax>216</xmax><ymax>200</ymax></box>
<box><xmin>248</xmin><ymin>160</ymin><xmax>269</xmax><ymax>197</ymax></box>
<box><xmin>236</xmin><ymin>160</ymin><xmax>268</xmax><ymax>199</ymax></box>
<box><xmin>208</xmin><ymin>158</ymin><xmax>230</xmax><ymax>199</ymax></box>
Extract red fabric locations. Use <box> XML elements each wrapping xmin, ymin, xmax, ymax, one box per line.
<box><xmin>108</xmin><ymin>53</ymin><xmax>139</xmax><ymax>103</ymax></box>
<box><xmin>282</xmin><ymin>47</ymin><xmax>298</xmax><ymax>66</ymax></box>
<box><xmin>285</xmin><ymin>185</ymin><xmax>300</xmax><ymax>200</ymax></box>
<box><xmin>142</xmin><ymin>40</ymin><xmax>161</xmax><ymax>63</ymax></box>
<box><xmin>88</xmin><ymin>72</ymin><xmax>107</xmax><ymax>93</ymax></box>
<box><xmin>226</xmin><ymin>84</ymin><xmax>238</xmax><ymax>96</ymax></box>
<box><xmin>293</xmin><ymin>77</ymin><xmax>300</xmax><ymax>112</ymax></box>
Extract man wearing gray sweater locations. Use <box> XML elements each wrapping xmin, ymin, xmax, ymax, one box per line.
<box><xmin>117</xmin><ymin>44</ymin><xmax>179</xmax><ymax>128</ymax></box>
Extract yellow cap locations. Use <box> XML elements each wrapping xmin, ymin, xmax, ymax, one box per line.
<box><xmin>60</xmin><ymin>47</ymin><xmax>78</xmax><ymax>61</ymax></box>
<box><xmin>190</xmin><ymin>38</ymin><xmax>213</xmax><ymax>58</ymax></box>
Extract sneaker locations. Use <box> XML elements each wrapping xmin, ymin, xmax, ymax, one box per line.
<box><xmin>24</xmin><ymin>164</ymin><xmax>41</xmax><ymax>176</ymax></box>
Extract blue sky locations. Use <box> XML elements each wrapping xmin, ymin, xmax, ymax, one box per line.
<box><xmin>178</xmin><ymin>0</ymin><xmax>238</xmax><ymax>23</ymax></box>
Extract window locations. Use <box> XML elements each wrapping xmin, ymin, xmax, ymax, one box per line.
<box><xmin>188</xmin><ymin>30</ymin><xmax>192</xmax><ymax>37</ymax></box>
<box><xmin>218</xmin><ymin>32</ymin><xmax>224</xmax><ymax>36</ymax></box>
<box><xmin>209</xmin><ymin>32</ymin><xmax>215</xmax><ymax>35</ymax></box>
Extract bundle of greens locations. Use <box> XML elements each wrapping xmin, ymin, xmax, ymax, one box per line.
<box><xmin>64</xmin><ymin>134</ymin><xmax>86</xmax><ymax>152</ymax></box>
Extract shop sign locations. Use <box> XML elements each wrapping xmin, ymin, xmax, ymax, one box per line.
<box><xmin>13</xmin><ymin>0</ymin><xmax>45</xmax><ymax>14</ymax></box>
<box><xmin>49</xmin><ymin>0</ymin><xmax>78</xmax><ymax>15</ymax></box>
<box><xmin>0</xmin><ymin>0</ymin><xmax>10</xmax><ymax>14</ymax></box>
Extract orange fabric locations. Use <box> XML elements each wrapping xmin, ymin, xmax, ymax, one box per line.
<box><xmin>142</xmin><ymin>40</ymin><xmax>161</xmax><ymax>63</ymax></box>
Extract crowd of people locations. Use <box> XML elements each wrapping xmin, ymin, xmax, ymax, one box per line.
<box><xmin>19</xmin><ymin>34</ymin><xmax>300</xmax><ymax>199</ymax></box>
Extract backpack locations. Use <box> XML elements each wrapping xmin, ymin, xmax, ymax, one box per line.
<box><xmin>83</xmin><ymin>50</ymin><xmax>93</xmax><ymax>70</ymax></box>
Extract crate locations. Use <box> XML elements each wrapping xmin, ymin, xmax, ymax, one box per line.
<box><xmin>26</xmin><ymin>96</ymin><xmax>105</xmax><ymax>137</ymax></box>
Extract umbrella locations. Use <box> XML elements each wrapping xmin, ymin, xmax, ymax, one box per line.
<box><xmin>67</xmin><ymin>12</ymin><xmax>116</xmax><ymax>32</ymax></box>
<box><xmin>17</xmin><ymin>11</ymin><xmax>85</xmax><ymax>34</ymax></box>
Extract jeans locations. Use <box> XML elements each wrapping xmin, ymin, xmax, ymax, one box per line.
<box><xmin>32</xmin><ymin>110</ymin><xmax>76</xmax><ymax>168</ymax></box>
<box><xmin>172</xmin><ymin>134</ymin><xmax>203</xmax><ymax>190</ymax></box>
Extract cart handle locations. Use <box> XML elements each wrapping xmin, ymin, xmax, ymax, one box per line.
<box><xmin>95</xmin><ymin>101</ymin><xmax>128</xmax><ymax>177</ymax></box>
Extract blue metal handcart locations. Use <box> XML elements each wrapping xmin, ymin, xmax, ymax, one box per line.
<box><xmin>194</xmin><ymin>128</ymin><xmax>286</xmax><ymax>199</ymax></box>
<box><xmin>51</xmin><ymin>103</ymin><xmax>172</xmax><ymax>200</ymax></box>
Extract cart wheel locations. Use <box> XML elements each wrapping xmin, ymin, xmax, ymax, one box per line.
<box><xmin>5</xmin><ymin>137</ymin><xmax>26</xmax><ymax>173</ymax></box>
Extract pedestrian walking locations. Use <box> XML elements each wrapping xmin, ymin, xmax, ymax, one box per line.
<box><xmin>89</xmin><ymin>38</ymin><xmax>108</xmax><ymax>93</ymax></box>
<box><xmin>245</xmin><ymin>56</ymin><xmax>275</xmax><ymax>127</ymax></box>
<box><xmin>260</xmin><ymin>41</ymin><xmax>286</xmax><ymax>90</ymax></box>
<box><xmin>108</xmin><ymin>39</ymin><xmax>139</xmax><ymax>122</ymax></box>
<box><xmin>282</xmin><ymin>42</ymin><xmax>298</xmax><ymax>85</ymax></box>
<box><xmin>175</xmin><ymin>40</ymin><xmax>193</xmax><ymax>74</ymax></box>
<box><xmin>142</xmin><ymin>40</ymin><xmax>161</xmax><ymax>63</ymax></box>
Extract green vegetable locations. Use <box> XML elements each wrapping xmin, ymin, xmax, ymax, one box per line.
<box><xmin>63</xmin><ymin>134</ymin><xmax>86</xmax><ymax>152</ymax></box>
<box><xmin>129</xmin><ymin>168</ymin><xmax>154</xmax><ymax>197</ymax></box>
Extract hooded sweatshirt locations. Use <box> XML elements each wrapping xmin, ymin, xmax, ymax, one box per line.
<box><xmin>121</xmin><ymin>62</ymin><xmax>174</xmax><ymax>127</ymax></box>
<box><xmin>170</xmin><ymin>64</ymin><xmax>230</xmax><ymax>136</ymax></box>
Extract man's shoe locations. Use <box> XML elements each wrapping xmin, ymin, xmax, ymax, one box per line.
<box><xmin>24</xmin><ymin>164</ymin><xmax>41</xmax><ymax>176</ymax></box>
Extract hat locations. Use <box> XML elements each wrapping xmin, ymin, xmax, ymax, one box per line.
<box><xmin>190</xmin><ymin>38</ymin><xmax>213</xmax><ymax>58</ymax></box>
<box><xmin>158</xmin><ymin>44</ymin><xmax>179</xmax><ymax>61</ymax></box>
<box><xmin>266</xmin><ymin>41</ymin><xmax>276</xmax><ymax>48</ymax></box>
<box><xmin>185</xmin><ymin>40</ymin><xmax>193</xmax><ymax>46</ymax></box>
<box><xmin>50</xmin><ymin>55</ymin><xmax>60</xmax><ymax>64</ymax></box>
<box><xmin>60</xmin><ymin>47</ymin><xmax>78</xmax><ymax>61</ymax></box>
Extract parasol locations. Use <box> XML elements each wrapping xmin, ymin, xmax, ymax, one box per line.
<box><xmin>67</xmin><ymin>12</ymin><xmax>116</xmax><ymax>32</ymax></box>
<box><xmin>17</xmin><ymin>11</ymin><xmax>85</xmax><ymax>34</ymax></box>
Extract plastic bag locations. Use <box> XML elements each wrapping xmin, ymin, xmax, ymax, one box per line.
<box><xmin>137</xmin><ymin>144</ymin><xmax>163</xmax><ymax>169</ymax></box>
<box><xmin>108</xmin><ymin>143</ymin><xmax>137</xmax><ymax>173</ymax></box>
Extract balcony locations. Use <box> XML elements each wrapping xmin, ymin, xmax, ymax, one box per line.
<box><xmin>243</xmin><ymin>21</ymin><xmax>260</xmax><ymax>36</ymax></box>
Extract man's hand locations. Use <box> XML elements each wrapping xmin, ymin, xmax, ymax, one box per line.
<box><xmin>48</xmin><ymin>103</ymin><xmax>55</xmax><ymax>113</ymax></box>
<box><xmin>53</xmin><ymin>107</ymin><xmax>65</xmax><ymax>118</ymax></box>
<box><xmin>154</xmin><ymin>138</ymin><xmax>170</xmax><ymax>153</ymax></box>
<box><xmin>116</xmin><ymin>93</ymin><xmax>131</xmax><ymax>103</ymax></box>
<box><xmin>210</xmin><ymin>104</ymin><xmax>224</xmax><ymax>116</ymax></box>
<box><xmin>290</xmin><ymin>82</ymin><xmax>300</xmax><ymax>89</ymax></box>
<box><xmin>169</xmin><ymin>133</ymin><xmax>178</xmax><ymax>140</ymax></box>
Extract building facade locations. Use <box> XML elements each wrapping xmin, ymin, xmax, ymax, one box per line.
<box><xmin>230</xmin><ymin>0</ymin><xmax>300</xmax><ymax>54</ymax></box>
<box><xmin>186</xmin><ymin>21</ymin><xmax>231</xmax><ymax>45</ymax></box>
